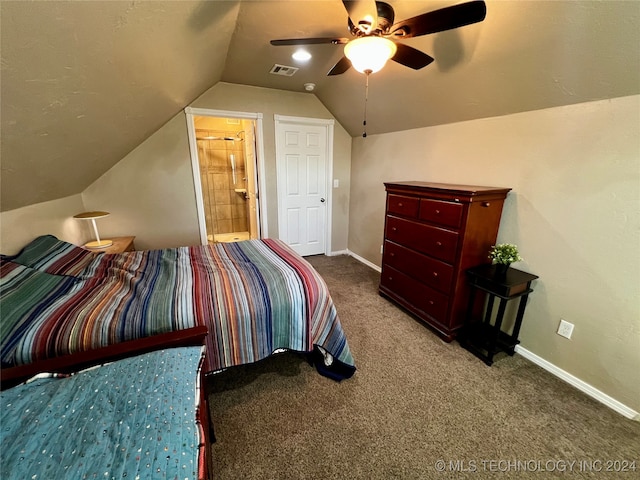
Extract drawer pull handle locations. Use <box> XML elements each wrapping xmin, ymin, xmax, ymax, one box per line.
<box><xmin>432</xmin><ymin>272</ymin><xmax>438</xmax><ymax>277</ymax></box>
<box><xmin>482</xmin><ymin>202</ymin><xmax>491</xmax><ymax>207</ymax></box>
<box><xmin>429</xmin><ymin>300</ymin><xmax>434</xmax><ymax>305</ymax></box>
<box><xmin>388</xmin><ymin>277</ymin><xmax>393</xmax><ymax>281</ymax></box>
<box><xmin>392</xmin><ymin>227</ymin><xmax>397</xmax><ymax>231</ymax></box>
<box><xmin>398</xmin><ymin>202</ymin><xmax>404</xmax><ymax>207</ymax></box>
<box><xmin>435</xmin><ymin>209</ymin><xmax>440</xmax><ymax>214</ymax></box>
<box><xmin>390</xmin><ymin>252</ymin><xmax>395</xmax><ymax>257</ymax></box>
<box><xmin>435</xmin><ymin>241</ymin><xmax>442</xmax><ymax>247</ymax></box>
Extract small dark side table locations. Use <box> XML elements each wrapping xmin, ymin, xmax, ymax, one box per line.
<box><xmin>458</xmin><ymin>264</ymin><xmax>539</xmax><ymax>366</ymax></box>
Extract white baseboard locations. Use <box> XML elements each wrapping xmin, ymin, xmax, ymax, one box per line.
<box><xmin>347</xmin><ymin>250</ymin><xmax>382</xmax><ymax>272</ymax></box>
<box><xmin>332</xmin><ymin>252</ymin><xmax>639</xmax><ymax>421</ymax></box>
<box><xmin>328</xmin><ymin>249</ymin><xmax>349</xmax><ymax>257</ymax></box>
<box><xmin>515</xmin><ymin>346</ymin><xmax>639</xmax><ymax>420</ymax></box>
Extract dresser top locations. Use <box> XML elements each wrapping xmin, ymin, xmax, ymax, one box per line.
<box><xmin>384</xmin><ymin>181</ymin><xmax>512</xmax><ymax>196</ymax></box>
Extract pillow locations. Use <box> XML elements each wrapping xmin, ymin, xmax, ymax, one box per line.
<box><xmin>9</xmin><ymin>235</ymin><xmax>98</xmax><ymax>277</ymax></box>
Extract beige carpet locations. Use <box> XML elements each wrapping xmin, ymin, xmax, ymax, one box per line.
<box><xmin>207</xmin><ymin>254</ymin><xmax>639</xmax><ymax>479</ymax></box>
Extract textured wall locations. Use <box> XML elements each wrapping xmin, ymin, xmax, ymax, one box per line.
<box><xmin>348</xmin><ymin>95</ymin><xmax>640</xmax><ymax>412</ymax></box>
<box><xmin>0</xmin><ymin>194</ymin><xmax>86</xmax><ymax>255</ymax></box>
<box><xmin>192</xmin><ymin>82</ymin><xmax>352</xmax><ymax>252</ymax></box>
<box><xmin>82</xmin><ymin>82</ymin><xmax>352</xmax><ymax>252</ymax></box>
<box><xmin>1</xmin><ymin>0</ymin><xmax>240</xmax><ymax>211</ymax></box>
<box><xmin>81</xmin><ymin>114</ymin><xmax>201</xmax><ymax>251</ymax></box>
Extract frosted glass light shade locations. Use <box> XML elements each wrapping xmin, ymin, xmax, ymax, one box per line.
<box><xmin>292</xmin><ymin>49</ymin><xmax>311</xmax><ymax>62</ymax></box>
<box><xmin>74</xmin><ymin>211</ymin><xmax>113</xmax><ymax>248</ymax></box>
<box><xmin>344</xmin><ymin>36</ymin><xmax>397</xmax><ymax>74</ymax></box>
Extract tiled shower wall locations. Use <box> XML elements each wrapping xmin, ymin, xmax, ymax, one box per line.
<box><xmin>197</xmin><ymin>131</ymin><xmax>247</xmax><ymax>235</ymax></box>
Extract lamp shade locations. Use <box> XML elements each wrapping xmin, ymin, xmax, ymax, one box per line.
<box><xmin>344</xmin><ymin>36</ymin><xmax>397</xmax><ymax>74</ymax></box>
<box><xmin>74</xmin><ymin>211</ymin><xmax>113</xmax><ymax>249</ymax></box>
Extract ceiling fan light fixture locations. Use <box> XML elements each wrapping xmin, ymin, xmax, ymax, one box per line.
<box><xmin>344</xmin><ymin>36</ymin><xmax>397</xmax><ymax>74</ymax></box>
<box><xmin>292</xmin><ymin>49</ymin><xmax>312</xmax><ymax>62</ymax></box>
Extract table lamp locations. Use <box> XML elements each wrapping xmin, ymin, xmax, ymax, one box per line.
<box><xmin>73</xmin><ymin>211</ymin><xmax>113</xmax><ymax>248</ymax></box>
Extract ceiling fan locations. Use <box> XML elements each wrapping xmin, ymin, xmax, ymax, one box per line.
<box><xmin>271</xmin><ymin>0</ymin><xmax>487</xmax><ymax>76</ymax></box>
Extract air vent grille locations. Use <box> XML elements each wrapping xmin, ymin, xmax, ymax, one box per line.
<box><xmin>269</xmin><ymin>64</ymin><xmax>299</xmax><ymax>76</ymax></box>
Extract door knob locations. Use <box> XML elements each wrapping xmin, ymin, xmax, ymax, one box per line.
<box><xmin>320</xmin><ymin>198</ymin><xmax>326</xmax><ymax>203</ymax></box>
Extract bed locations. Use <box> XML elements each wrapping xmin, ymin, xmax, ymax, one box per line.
<box><xmin>0</xmin><ymin>344</ymin><xmax>210</xmax><ymax>480</ymax></box>
<box><xmin>1</xmin><ymin>235</ymin><xmax>356</xmax><ymax>386</ymax></box>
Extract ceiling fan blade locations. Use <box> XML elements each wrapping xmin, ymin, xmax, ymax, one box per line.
<box><xmin>391</xmin><ymin>43</ymin><xmax>435</xmax><ymax>70</ymax></box>
<box><xmin>390</xmin><ymin>0</ymin><xmax>487</xmax><ymax>39</ymax></box>
<box><xmin>270</xmin><ymin>37</ymin><xmax>349</xmax><ymax>46</ymax></box>
<box><xmin>343</xmin><ymin>0</ymin><xmax>378</xmax><ymax>34</ymax></box>
<box><xmin>327</xmin><ymin>56</ymin><xmax>352</xmax><ymax>76</ymax></box>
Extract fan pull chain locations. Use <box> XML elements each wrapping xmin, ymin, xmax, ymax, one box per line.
<box><xmin>362</xmin><ymin>70</ymin><xmax>371</xmax><ymax>138</ymax></box>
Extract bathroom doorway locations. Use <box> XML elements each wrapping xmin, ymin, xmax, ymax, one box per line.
<box><xmin>185</xmin><ymin>108</ymin><xmax>266</xmax><ymax>245</ymax></box>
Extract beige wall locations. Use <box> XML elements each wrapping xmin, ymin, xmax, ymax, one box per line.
<box><xmin>192</xmin><ymin>82</ymin><xmax>352</xmax><ymax>252</ymax></box>
<box><xmin>82</xmin><ymin>82</ymin><xmax>352</xmax><ymax>252</ymax></box>
<box><xmin>348</xmin><ymin>95</ymin><xmax>640</xmax><ymax>412</ymax></box>
<box><xmin>0</xmin><ymin>194</ymin><xmax>86</xmax><ymax>255</ymax></box>
<box><xmin>82</xmin><ymin>114</ymin><xmax>201</xmax><ymax>251</ymax></box>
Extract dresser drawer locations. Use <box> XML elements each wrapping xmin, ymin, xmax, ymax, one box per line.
<box><xmin>380</xmin><ymin>266</ymin><xmax>449</xmax><ymax>325</ymax></box>
<box><xmin>387</xmin><ymin>194</ymin><xmax>419</xmax><ymax>218</ymax></box>
<box><xmin>419</xmin><ymin>198</ymin><xmax>463</xmax><ymax>229</ymax></box>
<box><xmin>383</xmin><ymin>241</ymin><xmax>453</xmax><ymax>294</ymax></box>
<box><xmin>382</xmin><ymin>182</ymin><xmax>511</xmax><ymax>342</ymax></box>
<box><xmin>385</xmin><ymin>216</ymin><xmax>459</xmax><ymax>264</ymax></box>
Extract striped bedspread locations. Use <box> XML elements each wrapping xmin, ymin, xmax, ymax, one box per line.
<box><xmin>0</xmin><ymin>236</ymin><xmax>355</xmax><ymax>379</ymax></box>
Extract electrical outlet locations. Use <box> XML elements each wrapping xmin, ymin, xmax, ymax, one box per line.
<box><xmin>380</xmin><ymin>245</ymin><xmax>384</xmax><ymax>254</ymax></box>
<box><xmin>557</xmin><ymin>319</ymin><xmax>574</xmax><ymax>339</ymax></box>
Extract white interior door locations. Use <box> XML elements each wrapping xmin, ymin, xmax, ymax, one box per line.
<box><xmin>276</xmin><ymin>116</ymin><xmax>333</xmax><ymax>256</ymax></box>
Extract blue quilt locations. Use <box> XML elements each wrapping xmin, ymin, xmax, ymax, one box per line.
<box><xmin>0</xmin><ymin>346</ymin><xmax>205</xmax><ymax>480</ymax></box>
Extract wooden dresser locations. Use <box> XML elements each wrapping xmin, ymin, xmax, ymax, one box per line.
<box><xmin>379</xmin><ymin>182</ymin><xmax>511</xmax><ymax>342</ymax></box>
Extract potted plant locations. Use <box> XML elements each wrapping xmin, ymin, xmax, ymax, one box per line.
<box><xmin>489</xmin><ymin>243</ymin><xmax>523</xmax><ymax>276</ymax></box>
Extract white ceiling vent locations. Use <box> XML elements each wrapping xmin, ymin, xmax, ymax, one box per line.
<box><xmin>269</xmin><ymin>64</ymin><xmax>299</xmax><ymax>76</ymax></box>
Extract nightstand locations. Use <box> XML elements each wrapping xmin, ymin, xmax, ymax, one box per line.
<box><xmin>458</xmin><ymin>264</ymin><xmax>538</xmax><ymax>366</ymax></box>
<box><xmin>87</xmin><ymin>236</ymin><xmax>136</xmax><ymax>254</ymax></box>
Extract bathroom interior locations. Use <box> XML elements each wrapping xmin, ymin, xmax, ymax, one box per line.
<box><xmin>194</xmin><ymin>116</ymin><xmax>259</xmax><ymax>244</ymax></box>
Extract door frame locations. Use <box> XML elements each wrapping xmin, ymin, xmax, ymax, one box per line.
<box><xmin>274</xmin><ymin>114</ymin><xmax>334</xmax><ymax>255</ymax></box>
<box><xmin>185</xmin><ymin>107</ymin><xmax>268</xmax><ymax>245</ymax></box>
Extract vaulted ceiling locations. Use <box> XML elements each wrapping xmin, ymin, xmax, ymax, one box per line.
<box><xmin>1</xmin><ymin>1</ymin><xmax>639</xmax><ymax>212</ymax></box>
